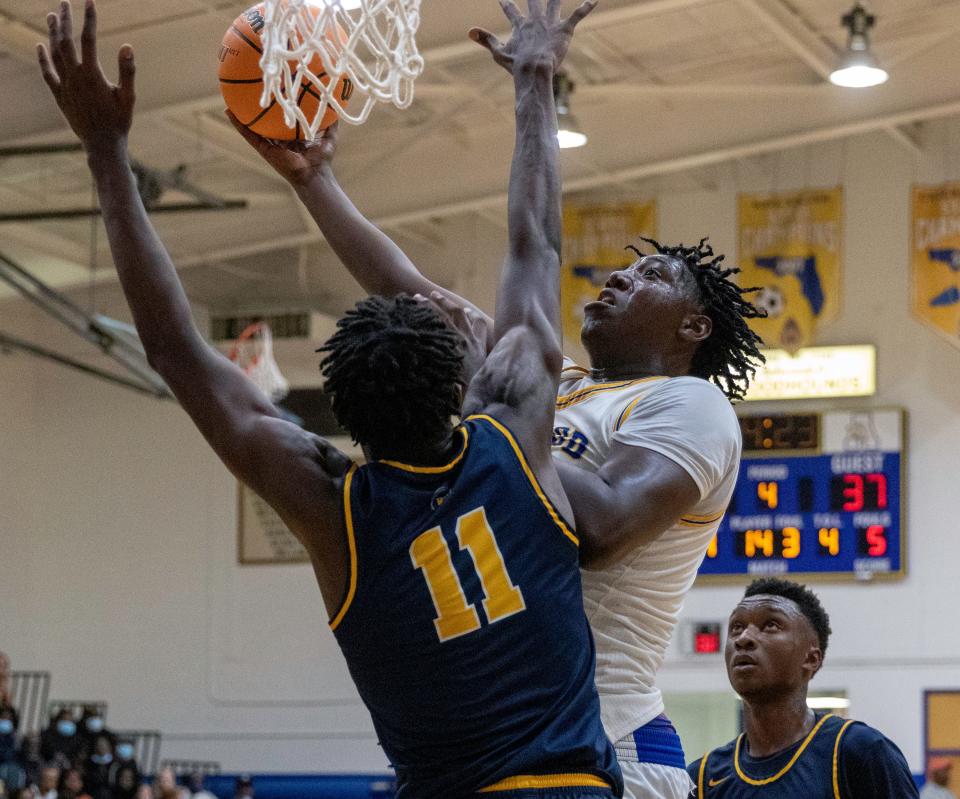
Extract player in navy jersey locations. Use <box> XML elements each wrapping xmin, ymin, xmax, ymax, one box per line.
<box><xmin>37</xmin><ymin>1</ymin><xmax>619</xmax><ymax>797</ymax></box>
<box><xmin>687</xmin><ymin>578</ymin><xmax>917</xmax><ymax>798</ymax></box>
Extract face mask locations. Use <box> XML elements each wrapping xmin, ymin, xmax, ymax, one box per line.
<box><xmin>91</xmin><ymin>753</ymin><xmax>113</xmax><ymax>765</ymax></box>
<box><xmin>57</xmin><ymin>720</ymin><xmax>77</xmax><ymax>737</ymax></box>
<box><xmin>0</xmin><ymin>719</ymin><xmax>13</xmax><ymax>735</ymax></box>
<box><xmin>117</xmin><ymin>743</ymin><xmax>135</xmax><ymax>760</ymax></box>
<box><xmin>86</xmin><ymin>717</ymin><xmax>105</xmax><ymax>733</ymax></box>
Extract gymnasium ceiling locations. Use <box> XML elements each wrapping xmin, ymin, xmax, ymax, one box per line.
<box><xmin>2</xmin><ymin>0</ymin><xmax>960</xmax><ymax>319</ymax></box>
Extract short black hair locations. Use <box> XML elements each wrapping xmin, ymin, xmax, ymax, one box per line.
<box><xmin>744</xmin><ymin>578</ymin><xmax>832</xmax><ymax>656</ymax></box>
<box><xmin>628</xmin><ymin>237</ymin><xmax>766</xmax><ymax>402</ymax></box>
<box><xmin>318</xmin><ymin>295</ymin><xmax>464</xmax><ymax>457</ymax></box>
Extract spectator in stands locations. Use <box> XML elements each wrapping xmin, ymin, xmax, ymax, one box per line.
<box><xmin>108</xmin><ymin>766</ymin><xmax>138</xmax><ymax>799</ymax></box>
<box><xmin>107</xmin><ymin>741</ymin><xmax>138</xmax><ymax>796</ymax></box>
<box><xmin>0</xmin><ymin>653</ymin><xmax>12</xmax><ymax>707</ymax></box>
<box><xmin>921</xmin><ymin>758</ymin><xmax>957</xmax><ymax>799</ymax></box>
<box><xmin>40</xmin><ymin>711</ymin><xmax>80</xmax><ymax>768</ymax></box>
<box><xmin>184</xmin><ymin>774</ymin><xmax>214</xmax><ymax>799</ymax></box>
<box><xmin>151</xmin><ymin>768</ymin><xmax>181</xmax><ymax>799</ymax></box>
<box><xmin>82</xmin><ymin>734</ymin><xmax>115</xmax><ymax>799</ymax></box>
<box><xmin>18</xmin><ymin>736</ymin><xmax>43</xmax><ymax>789</ymax></box>
<box><xmin>57</xmin><ymin>770</ymin><xmax>90</xmax><ymax>799</ymax></box>
<box><xmin>232</xmin><ymin>776</ymin><xmax>252</xmax><ymax>799</ymax></box>
<box><xmin>0</xmin><ymin>704</ymin><xmax>26</xmax><ymax>793</ymax></box>
<box><xmin>34</xmin><ymin>766</ymin><xmax>59</xmax><ymax>799</ymax></box>
<box><xmin>12</xmin><ymin>787</ymin><xmax>38</xmax><ymax>799</ymax></box>
<box><xmin>77</xmin><ymin>711</ymin><xmax>112</xmax><ymax>763</ymax></box>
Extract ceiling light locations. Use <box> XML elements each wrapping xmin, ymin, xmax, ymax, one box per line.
<box><xmin>830</xmin><ymin>3</ymin><xmax>888</xmax><ymax>88</ymax></box>
<box><xmin>554</xmin><ymin>73</ymin><xmax>588</xmax><ymax>149</ymax></box>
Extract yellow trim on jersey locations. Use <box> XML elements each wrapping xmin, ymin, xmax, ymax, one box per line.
<box><xmin>556</xmin><ymin>375</ymin><xmax>665</xmax><ymax>410</ymax></box>
<box><xmin>378</xmin><ymin>426</ymin><xmax>469</xmax><ymax>474</ymax></box>
<box><xmin>329</xmin><ymin>464</ymin><xmax>359</xmax><ymax>631</ymax></box>
<box><xmin>698</xmin><ymin>751</ymin><xmax>709</xmax><ymax>796</ymax></box>
<box><xmin>478</xmin><ymin>773</ymin><xmax>610</xmax><ymax>793</ymax></box>
<box><xmin>614</xmin><ymin>395</ymin><xmax>645</xmax><ymax>431</ymax></box>
<box><xmin>679</xmin><ymin>510</ymin><xmax>725</xmax><ymax>528</ymax></box>
<box><xmin>832</xmin><ymin>719</ymin><xmax>856</xmax><ymax>799</ymax></box>
<box><xmin>733</xmin><ymin>713</ymin><xmax>835</xmax><ymax>786</ymax></box>
<box><xmin>561</xmin><ymin>361</ymin><xmax>591</xmax><ymax>376</ymax></box>
<box><xmin>467</xmin><ymin>414</ymin><xmax>579</xmax><ymax>547</ymax></box>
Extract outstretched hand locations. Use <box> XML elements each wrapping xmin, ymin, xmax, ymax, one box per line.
<box><xmin>469</xmin><ymin>0</ymin><xmax>597</xmax><ymax>75</ymax></box>
<box><xmin>37</xmin><ymin>0</ymin><xmax>135</xmax><ymax>154</ymax></box>
<box><xmin>227</xmin><ymin>112</ymin><xmax>339</xmax><ymax>189</ymax></box>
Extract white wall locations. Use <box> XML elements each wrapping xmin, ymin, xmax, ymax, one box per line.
<box><xmin>2</xmin><ymin>128</ymin><xmax>960</xmax><ymax>774</ymax></box>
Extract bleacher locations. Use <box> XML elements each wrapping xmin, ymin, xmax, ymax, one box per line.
<box><xmin>3</xmin><ymin>670</ymin><xmax>395</xmax><ymax>799</ymax></box>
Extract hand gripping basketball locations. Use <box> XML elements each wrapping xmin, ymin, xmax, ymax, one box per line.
<box><xmin>468</xmin><ymin>0</ymin><xmax>598</xmax><ymax>75</ymax></box>
<box><xmin>37</xmin><ymin>0</ymin><xmax>136</xmax><ymax>154</ymax></box>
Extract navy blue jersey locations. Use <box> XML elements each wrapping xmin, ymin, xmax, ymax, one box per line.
<box><xmin>687</xmin><ymin>713</ymin><xmax>918</xmax><ymax>799</ymax></box>
<box><xmin>331</xmin><ymin>415</ymin><xmax>621</xmax><ymax>799</ymax></box>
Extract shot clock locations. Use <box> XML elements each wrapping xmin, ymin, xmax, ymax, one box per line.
<box><xmin>698</xmin><ymin>409</ymin><xmax>904</xmax><ymax>581</ymax></box>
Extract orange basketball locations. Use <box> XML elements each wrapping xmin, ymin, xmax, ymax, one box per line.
<box><xmin>218</xmin><ymin>3</ymin><xmax>352</xmax><ymax>140</ymax></box>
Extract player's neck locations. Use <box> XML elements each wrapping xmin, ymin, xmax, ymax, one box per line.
<box><xmin>585</xmin><ymin>345</ymin><xmax>693</xmax><ymax>383</ymax></box>
<box><xmin>373</xmin><ymin>428</ymin><xmax>462</xmax><ymax>468</ymax></box>
<box><xmin>741</xmin><ymin>694</ymin><xmax>816</xmax><ymax>758</ymax></box>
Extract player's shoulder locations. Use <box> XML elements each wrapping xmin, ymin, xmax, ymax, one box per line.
<box><xmin>837</xmin><ymin>718</ymin><xmax>907</xmax><ymax>759</ymax></box>
<box><xmin>688</xmin><ymin>738</ymin><xmax>738</xmax><ymax>795</ymax></box>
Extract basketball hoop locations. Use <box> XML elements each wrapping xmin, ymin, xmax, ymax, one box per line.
<box><xmin>228</xmin><ymin>321</ymin><xmax>290</xmax><ymax>402</ymax></box>
<box><xmin>259</xmin><ymin>0</ymin><xmax>424</xmax><ymax>138</ymax></box>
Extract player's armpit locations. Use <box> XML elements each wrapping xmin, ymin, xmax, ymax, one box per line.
<box><xmin>559</xmin><ymin>441</ymin><xmax>702</xmax><ymax>569</ymax></box>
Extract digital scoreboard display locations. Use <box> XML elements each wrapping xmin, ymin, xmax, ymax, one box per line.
<box><xmin>698</xmin><ymin>409</ymin><xmax>904</xmax><ymax>581</ymax></box>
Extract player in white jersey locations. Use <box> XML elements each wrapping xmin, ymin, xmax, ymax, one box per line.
<box><xmin>231</xmin><ymin>36</ymin><xmax>766</xmax><ymax>798</ymax></box>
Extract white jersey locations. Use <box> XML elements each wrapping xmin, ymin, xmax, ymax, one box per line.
<box><xmin>554</xmin><ymin>359</ymin><xmax>741</xmax><ymax>743</ymax></box>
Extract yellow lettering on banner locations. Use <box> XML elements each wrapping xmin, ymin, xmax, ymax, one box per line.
<box><xmin>782</xmin><ymin>527</ymin><xmax>801</xmax><ymax>559</ymax></box>
<box><xmin>707</xmin><ymin>536</ymin><xmax>718</xmax><ymax>558</ymax></box>
<box><xmin>410</xmin><ymin>528</ymin><xmax>481</xmax><ymax>642</ymax></box>
<box><xmin>457</xmin><ymin>508</ymin><xmax>526</xmax><ymax>623</ymax></box>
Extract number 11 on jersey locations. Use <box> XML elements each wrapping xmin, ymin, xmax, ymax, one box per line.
<box><xmin>410</xmin><ymin>507</ymin><xmax>527</xmax><ymax>642</ymax></box>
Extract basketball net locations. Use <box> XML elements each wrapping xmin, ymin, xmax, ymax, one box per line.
<box><xmin>229</xmin><ymin>321</ymin><xmax>290</xmax><ymax>402</ymax></box>
<box><xmin>260</xmin><ymin>0</ymin><xmax>424</xmax><ymax>139</ymax></box>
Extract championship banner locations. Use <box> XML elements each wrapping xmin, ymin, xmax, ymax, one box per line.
<box><xmin>561</xmin><ymin>203</ymin><xmax>657</xmax><ymax>347</ymax></box>
<box><xmin>912</xmin><ymin>183</ymin><xmax>960</xmax><ymax>349</ymax></box>
<box><xmin>738</xmin><ymin>188</ymin><xmax>843</xmax><ymax>353</ymax></box>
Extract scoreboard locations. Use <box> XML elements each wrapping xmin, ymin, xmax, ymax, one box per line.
<box><xmin>698</xmin><ymin>409</ymin><xmax>905</xmax><ymax>581</ymax></box>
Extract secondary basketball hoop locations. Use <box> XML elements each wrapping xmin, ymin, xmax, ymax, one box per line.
<box><xmin>259</xmin><ymin>0</ymin><xmax>424</xmax><ymax>138</ymax></box>
<box><xmin>229</xmin><ymin>321</ymin><xmax>290</xmax><ymax>402</ymax></box>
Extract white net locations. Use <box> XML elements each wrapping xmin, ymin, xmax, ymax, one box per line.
<box><xmin>260</xmin><ymin>0</ymin><xmax>424</xmax><ymax>138</ymax></box>
<box><xmin>229</xmin><ymin>322</ymin><xmax>290</xmax><ymax>402</ymax></box>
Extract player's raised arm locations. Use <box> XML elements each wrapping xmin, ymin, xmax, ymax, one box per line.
<box><xmin>462</xmin><ymin>0</ymin><xmax>595</xmax><ymax>468</ymax></box>
<box><xmin>227</xmin><ymin>107</ymin><xmax>495</xmax><ymax>340</ymax></box>
<box><xmin>36</xmin><ymin>0</ymin><xmax>351</xmax><ymax>600</ymax></box>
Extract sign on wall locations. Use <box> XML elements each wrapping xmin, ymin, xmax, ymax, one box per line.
<box><xmin>561</xmin><ymin>203</ymin><xmax>657</xmax><ymax>347</ymax></box>
<box><xmin>912</xmin><ymin>183</ymin><xmax>960</xmax><ymax>349</ymax></box>
<box><xmin>744</xmin><ymin>345</ymin><xmax>876</xmax><ymax>402</ymax></box>
<box><xmin>238</xmin><ymin>483</ymin><xmax>309</xmax><ymax>565</ymax></box>
<box><xmin>738</xmin><ymin>188</ymin><xmax>843</xmax><ymax>353</ymax></box>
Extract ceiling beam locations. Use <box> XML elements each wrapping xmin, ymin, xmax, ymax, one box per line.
<box><xmin>175</xmin><ymin>97</ymin><xmax>960</xmax><ymax>267</ymax></box>
<box><xmin>736</xmin><ymin>0</ymin><xmax>837</xmax><ymax>79</ymax></box>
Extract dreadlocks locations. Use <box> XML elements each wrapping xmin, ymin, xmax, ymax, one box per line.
<box><xmin>627</xmin><ymin>236</ymin><xmax>766</xmax><ymax>402</ymax></box>
<box><xmin>318</xmin><ymin>295</ymin><xmax>464</xmax><ymax>458</ymax></box>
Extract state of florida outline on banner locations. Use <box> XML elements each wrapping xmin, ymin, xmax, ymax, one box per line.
<box><xmin>738</xmin><ymin>188</ymin><xmax>843</xmax><ymax>353</ymax></box>
<box><xmin>912</xmin><ymin>183</ymin><xmax>960</xmax><ymax>349</ymax></box>
<box><xmin>561</xmin><ymin>203</ymin><xmax>657</xmax><ymax>353</ymax></box>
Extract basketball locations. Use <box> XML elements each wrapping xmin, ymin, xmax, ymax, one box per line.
<box><xmin>218</xmin><ymin>3</ymin><xmax>351</xmax><ymax>140</ymax></box>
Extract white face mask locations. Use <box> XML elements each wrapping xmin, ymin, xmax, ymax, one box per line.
<box><xmin>86</xmin><ymin>717</ymin><xmax>105</xmax><ymax>733</ymax></box>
